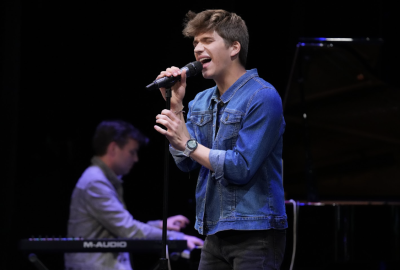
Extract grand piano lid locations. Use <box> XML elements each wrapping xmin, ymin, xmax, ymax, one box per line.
<box><xmin>282</xmin><ymin>37</ymin><xmax>400</xmax><ymax>201</ymax></box>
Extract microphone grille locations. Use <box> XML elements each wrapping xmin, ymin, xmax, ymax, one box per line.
<box><xmin>185</xmin><ymin>61</ymin><xmax>203</xmax><ymax>77</ymax></box>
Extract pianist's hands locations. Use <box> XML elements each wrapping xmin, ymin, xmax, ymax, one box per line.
<box><xmin>183</xmin><ymin>234</ymin><xmax>204</xmax><ymax>250</ymax></box>
<box><xmin>159</xmin><ymin>215</ymin><xmax>190</xmax><ymax>231</ymax></box>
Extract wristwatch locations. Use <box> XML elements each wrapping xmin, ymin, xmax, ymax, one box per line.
<box><xmin>183</xmin><ymin>139</ymin><xmax>198</xmax><ymax>157</ymax></box>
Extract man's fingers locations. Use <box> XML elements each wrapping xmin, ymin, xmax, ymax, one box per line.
<box><xmin>169</xmin><ymin>225</ymin><xmax>180</xmax><ymax>231</ymax></box>
<box><xmin>156</xmin><ymin>113</ymin><xmax>176</xmax><ymax>127</ymax></box>
<box><xmin>184</xmin><ymin>236</ymin><xmax>204</xmax><ymax>250</ymax></box>
<box><xmin>153</xmin><ymin>125</ymin><xmax>168</xmax><ymax>136</ymax></box>
<box><xmin>180</xmin><ymin>69</ymin><xmax>187</xmax><ymax>80</ymax></box>
<box><xmin>156</xmin><ymin>67</ymin><xmax>180</xmax><ymax>80</ymax></box>
<box><xmin>187</xmin><ymin>242</ymin><xmax>195</xmax><ymax>250</ymax></box>
<box><xmin>173</xmin><ymin>220</ymin><xmax>187</xmax><ymax>228</ymax></box>
<box><xmin>160</xmin><ymin>109</ymin><xmax>176</xmax><ymax>119</ymax></box>
<box><xmin>175</xmin><ymin>215</ymin><xmax>190</xmax><ymax>224</ymax></box>
<box><xmin>166</xmin><ymin>66</ymin><xmax>180</xmax><ymax>74</ymax></box>
<box><xmin>193</xmin><ymin>238</ymin><xmax>204</xmax><ymax>247</ymax></box>
<box><xmin>156</xmin><ymin>71</ymin><xmax>167</xmax><ymax>80</ymax></box>
<box><xmin>154</xmin><ymin>110</ymin><xmax>181</xmax><ymax>137</ymax></box>
<box><xmin>181</xmin><ymin>215</ymin><xmax>190</xmax><ymax>223</ymax></box>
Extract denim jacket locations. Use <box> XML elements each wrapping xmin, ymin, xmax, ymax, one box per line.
<box><xmin>170</xmin><ymin>69</ymin><xmax>287</xmax><ymax>235</ymax></box>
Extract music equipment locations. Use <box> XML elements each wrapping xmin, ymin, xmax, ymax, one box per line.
<box><xmin>282</xmin><ymin>37</ymin><xmax>400</xmax><ymax>201</ymax></box>
<box><xmin>145</xmin><ymin>60</ymin><xmax>203</xmax><ymax>90</ymax></box>
<box><xmin>19</xmin><ymin>238</ymin><xmax>187</xmax><ymax>253</ymax></box>
<box><xmin>282</xmin><ymin>200</ymin><xmax>400</xmax><ymax>270</ymax></box>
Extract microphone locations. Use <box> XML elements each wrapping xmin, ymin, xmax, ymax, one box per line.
<box><xmin>146</xmin><ymin>61</ymin><xmax>203</xmax><ymax>90</ymax></box>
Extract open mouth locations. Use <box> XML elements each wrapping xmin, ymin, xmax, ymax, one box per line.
<box><xmin>200</xmin><ymin>58</ymin><xmax>211</xmax><ymax>65</ymax></box>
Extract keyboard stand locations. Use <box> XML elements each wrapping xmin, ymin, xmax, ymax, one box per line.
<box><xmin>28</xmin><ymin>253</ymin><xmax>49</xmax><ymax>270</ymax></box>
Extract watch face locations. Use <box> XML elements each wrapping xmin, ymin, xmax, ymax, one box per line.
<box><xmin>187</xmin><ymin>140</ymin><xmax>197</xmax><ymax>149</ymax></box>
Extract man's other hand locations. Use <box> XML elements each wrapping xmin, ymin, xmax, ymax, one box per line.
<box><xmin>183</xmin><ymin>235</ymin><xmax>204</xmax><ymax>250</ymax></box>
<box><xmin>159</xmin><ymin>215</ymin><xmax>190</xmax><ymax>231</ymax></box>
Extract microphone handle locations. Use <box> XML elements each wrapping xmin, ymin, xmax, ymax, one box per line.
<box><xmin>146</xmin><ymin>61</ymin><xmax>202</xmax><ymax>91</ymax></box>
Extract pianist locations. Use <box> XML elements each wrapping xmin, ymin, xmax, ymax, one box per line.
<box><xmin>64</xmin><ymin>120</ymin><xmax>203</xmax><ymax>270</ymax></box>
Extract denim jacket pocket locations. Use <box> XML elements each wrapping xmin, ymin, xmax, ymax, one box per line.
<box><xmin>217</xmin><ymin>177</ymin><xmax>236</xmax><ymax>218</ymax></box>
<box><xmin>218</xmin><ymin>111</ymin><xmax>242</xmax><ymax>149</ymax></box>
<box><xmin>190</xmin><ymin>113</ymin><xmax>213</xmax><ymax>146</ymax></box>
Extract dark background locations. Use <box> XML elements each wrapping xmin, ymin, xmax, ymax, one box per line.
<box><xmin>1</xmin><ymin>0</ymin><xmax>399</xmax><ymax>269</ymax></box>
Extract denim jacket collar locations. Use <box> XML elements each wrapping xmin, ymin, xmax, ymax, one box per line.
<box><xmin>209</xmin><ymin>69</ymin><xmax>259</xmax><ymax>108</ymax></box>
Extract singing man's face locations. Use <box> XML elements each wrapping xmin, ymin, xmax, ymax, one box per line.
<box><xmin>112</xmin><ymin>138</ymin><xmax>139</xmax><ymax>176</ymax></box>
<box><xmin>193</xmin><ymin>31</ymin><xmax>235</xmax><ymax>81</ymax></box>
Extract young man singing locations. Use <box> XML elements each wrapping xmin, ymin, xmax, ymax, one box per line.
<box><xmin>154</xmin><ymin>9</ymin><xmax>287</xmax><ymax>270</ymax></box>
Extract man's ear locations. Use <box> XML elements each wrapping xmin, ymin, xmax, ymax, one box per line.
<box><xmin>107</xmin><ymin>141</ymin><xmax>117</xmax><ymax>157</ymax></box>
<box><xmin>230</xmin><ymin>41</ymin><xmax>241</xmax><ymax>58</ymax></box>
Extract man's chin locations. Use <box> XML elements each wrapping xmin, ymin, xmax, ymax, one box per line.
<box><xmin>118</xmin><ymin>168</ymin><xmax>133</xmax><ymax>177</ymax></box>
<box><xmin>202</xmin><ymin>71</ymin><xmax>213</xmax><ymax>79</ymax></box>
<box><xmin>124</xmin><ymin>168</ymin><xmax>133</xmax><ymax>176</ymax></box>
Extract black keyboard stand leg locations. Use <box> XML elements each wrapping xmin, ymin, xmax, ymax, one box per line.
<box><xmin>28</xmin><ymin>253</ymin><xmax>50</xmax><ymax>270</ymax></box>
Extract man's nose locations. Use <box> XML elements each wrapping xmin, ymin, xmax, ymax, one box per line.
<box><xmin>194</xmin><ymin>43</ymin><xmax>204</xmax><ymax>53</ymax></box>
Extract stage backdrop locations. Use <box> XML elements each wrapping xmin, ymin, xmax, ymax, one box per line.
<box><xmin>1</xmin><ymin>1</ymin><xmax>399</xmax><ymax>269</ymax></box>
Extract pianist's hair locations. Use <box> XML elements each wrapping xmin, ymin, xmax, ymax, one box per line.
<box><xmin>182</xmin><ymin>9</ymin><xmax>249</xmax><ymax>67</ymax></box>
<box><xmin>92</xmin><ymin>120</ymin><xmax>149</xmax><ymax>156</ymax></box>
